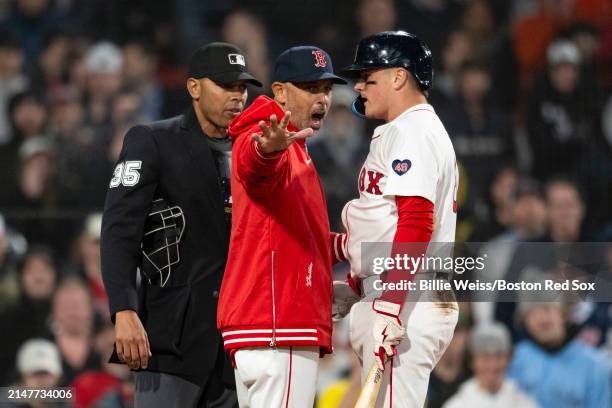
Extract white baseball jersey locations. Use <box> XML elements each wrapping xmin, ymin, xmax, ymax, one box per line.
<box><xmin>341</xmin><ymin>103</ymin><xmax>458</xmax><ymax>279</ymax></box>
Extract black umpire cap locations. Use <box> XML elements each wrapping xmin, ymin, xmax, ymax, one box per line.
<box><xmin>188</xmin><ymin>42</ymin><xmax>263</xmax><ymax>87</ymax></box>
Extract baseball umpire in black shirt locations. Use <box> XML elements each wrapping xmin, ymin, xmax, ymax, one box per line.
<box><xmin>101</xmin><ymin>43</ymin><xmax>262</xmax><ymax>407</ymax></box>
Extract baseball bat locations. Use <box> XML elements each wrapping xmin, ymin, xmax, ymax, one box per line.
<box><xmin>355</xmin><ymin>362</ymin><xmax>384</xmax><ymax>408</ymax></box>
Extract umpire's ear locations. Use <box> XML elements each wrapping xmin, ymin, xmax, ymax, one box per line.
<box><xmin>187</xmin><ymin>77</ymin><xmax>202</xmax><ymax>100</ymax></box>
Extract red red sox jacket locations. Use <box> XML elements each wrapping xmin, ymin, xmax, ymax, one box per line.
<box><xmin>217</xmin><ymin>95</ymin><xmax>333</xmax><ymax>353</ymax></box>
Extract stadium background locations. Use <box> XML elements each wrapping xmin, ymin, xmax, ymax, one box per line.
<box><xmin>0</xmin><ymin>0</ymin><xmax>611</xmax><ymax>406</ymax></box>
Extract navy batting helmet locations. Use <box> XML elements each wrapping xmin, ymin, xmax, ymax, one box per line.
<box><xmin>342</xmin><ymin>31</ymin><xmax>433</xmax><ymax>117</ymax></box>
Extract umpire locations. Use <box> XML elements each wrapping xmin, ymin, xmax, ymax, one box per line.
<box><xmin>101</xmin><ymin>43</ymin><xmax>262</xmax><ymax>407</ymax></box>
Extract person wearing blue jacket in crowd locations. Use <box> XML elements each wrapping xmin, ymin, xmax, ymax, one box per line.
<box><xmin>508</xmin><ymin>289</ymin><xmax>611</xmax><ymax>408</ymax></box>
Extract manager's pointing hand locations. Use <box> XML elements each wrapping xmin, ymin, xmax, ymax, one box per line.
<box><xmin>251</xmin><ymin>111</ymin><xmax>313</xmax><ymax>154</ymax></box>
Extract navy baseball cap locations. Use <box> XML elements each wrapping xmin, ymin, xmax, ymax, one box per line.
<box><xmin>272</xmin><ymin>46</ymin><xmax>347</xmax><ymax>84</ymax></box>
<box><xmin>188</xmin><ymin>42</ymin><xmax>262</xmax><ymax>87</ymax></box>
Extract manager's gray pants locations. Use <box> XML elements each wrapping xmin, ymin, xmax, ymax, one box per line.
<box><xmin>135</xmin><ymin>371</ymin><xmax>238</xmax><ymax>408</ymax></box>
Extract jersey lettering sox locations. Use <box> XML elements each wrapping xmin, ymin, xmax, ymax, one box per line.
<box><xmin>341</xmin><ymin>104</ymin><xmax>458</xmax><ymax>279</ymax></box>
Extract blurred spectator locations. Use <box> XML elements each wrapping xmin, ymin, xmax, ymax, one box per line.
<box><xmin>16</xmin><ymin>339</ymin><xmax>62</xmax><ymax>384</ymax></box>
<box><xmin>508</xmin><ymin>178</ymin><xmax>548</xmax><ymax>242</ymax></box>
<box><xmin>10</xmin><ymin>91</ymin><xmax>47</xmax><ymax>138</ymax></box>
<box><xmin>0</xmin><ymin>31</ymin><xmax>28</xmax><ymax>145</ymax></box>
<box><xmin>65</xmin><ymin>213</ymin><xmax>108</xmax><ymax>317</ymax></box>
<box><xmin>9</xmin><ymin>339</ymin><xmax>71</xmax><ymax>408</ymax></box>
<box><xmin>443</xmin><ymin>323</ymin><xmax>538</xmax><ymax>408</ymax></box>
<box><xmin>511</xmin><ymin>0</ymin><xmax>611</xmax><ymax>87</ymax></box>
<box><xmin>308</xmin><ymin>86</ymin><xmax>368</xmax><ymax>230</ymax></box>
<box><xmin>526</xmin><ymin>40</ymin><xmax>601</xmax><ymax>182</ymax></box>
<box><xmin>83</xmin><ymin>41</ymin><xmax>123</xmax><ymax>129</ymax></box>
<box><xmin>174</xmin><ymin>0</ymin><xmax>230</xmax><ymax>61</ymax></box>
<box><xmin>0</xmin><ymin>0</ymin><xmax>73</xmax><ymax>64</ymax></box>
<box><xmin>460</xmin><ymin>0</ymin><xmax>496</xmax><ymax>61</ymax></box>
<box><xmin>562</xmin><ymin>23</ymin><xmax>602</xmax><ymax>75</ymax></box>
<box><xmin>509</xmin><ymin>292</ymin><xmax>611</xmax><ymax>408</ymax></box>
<box><xmin>430</xmin><ymin>30</ymin><xmax>474</xmax><ymax>109</ymax></box>
<box><xmin>49</xmin><ymin>278</ymin><xmax>100</xmax><ymax>385</ymax></box>
<box><xmin>468</xmin><ymin>166</ymin><xmax>518</xmax><ymax>242</ymax></box>
<box><xmin>6</xmin><ymin>91</ymin><xmax>48</xmax><ymax>145</ymax></box>
<box><xmin>91</xmin><ymin>315</ymin><xmax>131</xmax><ymax>391</ymax></box>
<box><xmin>478</xmin><ymin>178</ymin><xmax>547</xmax><ymax>247</ymax></box>
<box><xmin>543</xmin><ymin>178</ymin><xmax>587</xmax><ymax>242</ymax></box>
<box><xmin>3</xmin><ymin>136</ymin><xmax>80</xmax><ymax>253</ymax></box>
<box><xmin>356</xmin><ymin>0</ymin><xmax>396</xmax><ymax>37</ymax></box>
<box><xmin>105</xmin><ymin>93</ymin><xmax>142</xmax><ymax>172</ymax></box>
<box><xmin>494</xmin><ymin>179</ymin><xmax>591</xmax><ymax>335</ymax></box>
<box><xmin>111</xmin><ymin>90</ymin><xmax>143</xmax><ymax>128</ymax></box>
<box><xmin>107</xmin><ymin>122</ymin><xmax>133</xmax><ymax>164</ymax></box>
<box><xmin>11</xmin><ymin>339</ymin><xmax>67</xmax><ymax>408</ymax></box>
<box><xmin>67</xmin><ymin>49</ymin><xmax>88</xmax><ymax>93</ymax></box>
<box><xmin>18</xmin><ymin>136</ymin><xmax>57</xmax><ymax>203</ymax></box>
<box><xmin>512</xmin><ymin>0</ymin><xmax>575</xmax><ymax>87</ymax></box>
<box><xmin>427</xmin><ymin>308</ymin><xmax>472</xmax><ymax>408</ymax></box>
<box><xmin>121</xmin><ymin>39</ymin><xmax>163</xmax><ymax>121</ymax></box>
<box><xmin>0</xmin><ymin>92</ymin><xmax>48</xmax><ymax>196</ymax></box>
<box><xmin>48</xmin><ymin>87</ymin><xmax>86</xmax><ymax>143</ymax></box>
<box><xmin>473</xmin><ymin>179</ymin><xmax>547</xmax><ymax>324</ymax></box>
<box><xmin>49</xmin><ymin>87</ymin><xmax>110</xmax><ymax>209</ymax></box>
<box><xmin>0</xmin><ymin>246</ymin><xmax>57</xmax><ymax>385</ymax></box>
<box><xmin>397</xmin><ymin>0</ymin><xmax>464</xmax><ymax>59</ymax></box>
<box><xmin>439</xmin><ymin>61</ymin><xmax>515</xmax><ymax>215</ymax></box>
<box><xmin>0</xmin><ymin>213</ymin><xmax>21</xmax><ymax>310</ymax></box>
<box><xmin>222</xmin><ymin>10</ymin><xmax>270</xmax><ymax>91</ymax></box>
<box><xmin>30</xmin><ymin>30</ymin><xmax>72</xmax><ymax>94</ymax></box>
<box><xmin>72</xmin><ymin>315</ymin><xmax>131</xmax><ymax>408</ymax></box>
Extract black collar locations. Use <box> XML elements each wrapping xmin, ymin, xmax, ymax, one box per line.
<box><xmin>179</xmin><ymin>105</ymin><xmax>199</xmax><ymax>131</ymax></box>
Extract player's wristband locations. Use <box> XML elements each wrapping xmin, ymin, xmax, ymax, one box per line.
<box><xmin>372</xmin><ymin>298</ymin><xmax>401</xmax><ymax>318</ymax></box>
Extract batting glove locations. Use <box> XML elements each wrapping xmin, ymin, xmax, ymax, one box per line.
<box><xmin>372</xmin><ymin>298</ymin><xmax>404</xmax><ymax>370</ymax></box>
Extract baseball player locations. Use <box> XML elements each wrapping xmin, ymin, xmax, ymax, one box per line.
<box><xmin>338</xmin><ymin>31</ymin><xmax>460</xmax><ymax>407</ymax></box>
<box><xmin>217</xmin><ymin>46</ymin><xmax>347</xmax><ymax>408</ymax></box>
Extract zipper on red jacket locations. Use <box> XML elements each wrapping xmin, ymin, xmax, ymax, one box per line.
<box><xmin>270</xmin><ymin>250</ymin><xmax>277</xmax><ymax>347</ymax></box>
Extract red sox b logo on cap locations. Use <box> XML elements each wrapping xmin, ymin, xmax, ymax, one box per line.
<box><xmin>312</xmin><ymin>50</ymin><xmax>327</xmax><ymax>68</ymax></box>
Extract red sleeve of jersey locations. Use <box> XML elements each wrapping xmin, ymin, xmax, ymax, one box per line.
<box><xmin>379</xmin><ymin>195</ymin><xmax>434</xmax><ymax>306</ymax></box>
<box><xmin>235</xmin><ymin>130</ymin><xmax>289</xmax><ymax>197</ymax></box>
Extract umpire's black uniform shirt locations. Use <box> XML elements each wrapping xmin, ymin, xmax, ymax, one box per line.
<box><xmin>101</xmin><ymin>106</ymin><xmax>233</xmax><ymax>385</ymax></box>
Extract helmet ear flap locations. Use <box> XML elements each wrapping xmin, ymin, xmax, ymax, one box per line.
<box><xmin>351</xmin><ymin>95</ymin><xmax>366</xmax><ymax>118</ymax></box>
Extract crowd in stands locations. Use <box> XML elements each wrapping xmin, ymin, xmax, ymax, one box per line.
<box><xmin>0</xmin><ymin>0</ymin><xmax>610</xmax><ymax>407</ymax></box>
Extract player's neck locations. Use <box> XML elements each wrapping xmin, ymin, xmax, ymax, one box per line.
<box><xmin>386</xmin><ymin>92</ymin><xmax>428</xmax><ymax>123</ymax></box>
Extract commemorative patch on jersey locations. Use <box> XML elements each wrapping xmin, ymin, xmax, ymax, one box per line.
<box><xmin>392</xmin><ymin>159</ymin><xmax>412</xmax><ymax>176</ymax></box>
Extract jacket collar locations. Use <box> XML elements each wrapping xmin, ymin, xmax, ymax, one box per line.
<box><xmin>179</xmin><ymin>105</ymin><xmax>199</xmax><ymax>131</ymax></box>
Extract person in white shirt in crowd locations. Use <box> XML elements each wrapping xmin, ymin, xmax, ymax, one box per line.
<box><xmin>443</xmin><ymin>322</ymin><xmax>539</xmax><ymax>408</ymax></box>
